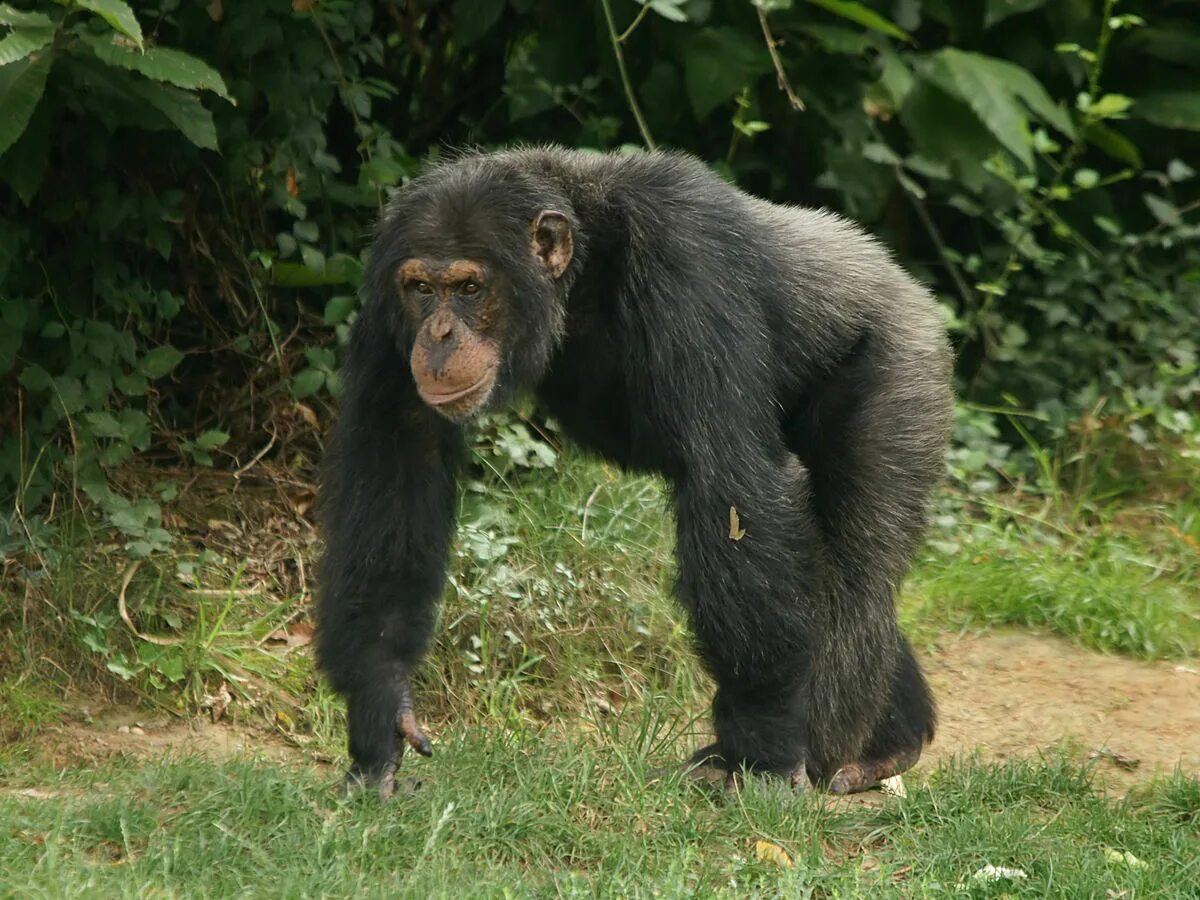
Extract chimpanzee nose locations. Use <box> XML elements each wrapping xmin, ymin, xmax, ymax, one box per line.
<box><xmin>430</xmin><ymin>314</ymin><xmax>455</xmax><ymax>342</ymax></box>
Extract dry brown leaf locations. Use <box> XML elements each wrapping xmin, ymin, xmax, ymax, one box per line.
<box><xmin>1089</xmin><ymin>748</ymin><xmax>1141</xmax><ymax>770</ymax></box>
<box><xmin>294</xmin><ymin>402</ymin><xmax>319</xmax><ymax>429</ymax></box>
<box><xmin>286</xmin><ymin>165</ymin><xmax>300</xmax><ymax>198</ymax></box>
<box><xmin>200</xmin><ymin>682</ymin><xmax>233</xmax><ymax>722</ymax></box>
<box><xmin>267</xmin><ymin>622</ymin><xmax>313</xmax><ymax>647</ymax></box>
<box><xmin>729</xmin><ymin>506</ymin><xmax>746</xmax><ymax>541</ymax></box>
<box><xmin>753</xmin><ymin>839</ymin><xmax>793</xmax><ymax>868</ymax></box>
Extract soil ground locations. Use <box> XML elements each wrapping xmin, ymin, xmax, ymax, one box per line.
<box><xmin>15</xmin><ymin>631</ymin><xmax>1199</xmax><ymax>791</ymax></box>
<box><xmin>924</xmin><ymin>631</ymin><xmax>1200</xmax><ymax>784</ymax></box>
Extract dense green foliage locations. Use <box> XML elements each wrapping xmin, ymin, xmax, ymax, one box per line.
<box><xmin>2</xmin><ymin>0</ymin><xmax>1199</xmax><ymax>553</ymax></box>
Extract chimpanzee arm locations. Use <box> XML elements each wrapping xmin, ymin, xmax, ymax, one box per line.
<box><xmin>314</xmin><ymin>303</ymin><xmax>462</xmax><ymax>795</ymax></box>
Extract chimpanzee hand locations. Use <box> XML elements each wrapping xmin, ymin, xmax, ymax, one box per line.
<box><xmin>341</xmin><ymin>672</ymin><xmax>432</xmax><ymax>801</ymax></box>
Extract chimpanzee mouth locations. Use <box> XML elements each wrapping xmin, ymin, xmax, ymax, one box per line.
<box><xmin>419</xmin><ymin>375</ymin><xmax>491</xmax><ymax>406</ymax></box>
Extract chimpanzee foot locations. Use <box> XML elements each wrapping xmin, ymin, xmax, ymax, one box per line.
<box><xmin>342</xmin><ymin>760</ymin><xmax>398</xmax><ymax>801</ymax></box>
<box><xmin>678</xmin><ymin>743</ymin><xmax>727</xmax><ymax>788</ymax></box>
<box><xmin>828</xmin><ymin>746</ymin><xmax>921</xmax><ymax>795</ymax></box>
<box><xmin>679</xmin><ymin>744</ymin><xmax>812</xmax><ymax>794</ymax></box>
<box><xmin>340</xmin><ymin>678</ymin><xmax>431</xmax><ymax>801</ymax></box>
<box><xmin>341</xmin><ymin>760</ymin><xmax>425</xmax><ymax>800</ymax></box>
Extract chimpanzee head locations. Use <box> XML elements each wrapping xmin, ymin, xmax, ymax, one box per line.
<box><xmin>365</xmin><ymin>156</ymin><xmax>581</xmax><ymax>421</ymax></box>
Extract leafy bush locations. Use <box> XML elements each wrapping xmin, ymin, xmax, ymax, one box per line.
<box><xmin>1</xmin><ymin>0</ymin><xmax>1198</xmax><ymax>554</ymax></box>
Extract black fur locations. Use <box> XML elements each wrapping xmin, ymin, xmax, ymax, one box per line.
<box><xmin>316</xmin><ymin>147</ymin><xmax>954</xmax><ymax>787</ymax></box>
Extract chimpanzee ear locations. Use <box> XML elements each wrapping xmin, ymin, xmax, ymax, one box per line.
<box><xmin>531</xmin><ymin>210</ymin><xmax>573</xmax><ymax>279</ymax></box>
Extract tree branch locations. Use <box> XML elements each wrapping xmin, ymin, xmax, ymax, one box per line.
<box><xmin>757</xmin><ymin>9</ymin><xmax>804</xmax><ymax>112</ymax></box>
<box><xmin>600</xmin><ymin>0</ymin><xmax>657</xmax><ymax>150</ymax></box>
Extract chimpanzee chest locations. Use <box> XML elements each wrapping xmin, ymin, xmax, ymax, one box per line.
<box><xmin>536</xmin><ymin>340</ymin><xmax>678</xmax><ymax>478</ymax></box>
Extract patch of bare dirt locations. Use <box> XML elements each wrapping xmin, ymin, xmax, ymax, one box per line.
<box><xmin>923</xmin><ymin>631</ymin><xmax>1200</xmax><ymax>782</ymax></box>
<box><xmin>13</xmin><ymin>706</ymin><xmax>312</xmax><ymax>774</ymax></box>
<box><xmin>7</xmin><ymin>632</ymin><xmax>1197</xmax><ymax>790</ymax></box>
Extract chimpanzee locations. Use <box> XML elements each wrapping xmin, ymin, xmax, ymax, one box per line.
<box><xmin>315</xmin><ymin>146</ymin><xmax>954</xmax><ymax>799</ymax></box>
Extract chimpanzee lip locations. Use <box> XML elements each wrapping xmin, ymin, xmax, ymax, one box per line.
<box><xmin>419</xmin><ymin>374</ymin><xmax>492</xmax><ymax>406</ymax></box>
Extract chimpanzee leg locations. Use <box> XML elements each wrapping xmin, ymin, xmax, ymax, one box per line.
<box><xmin>315</xmin><ymin>321</ymin><xmax>462</xmax><ymax>798</ymax></box>
<box><xmin>826</xmin><ymin>638</ymin><xmax>930</xmax><ymax>794</ymax></box>
<box><xmin>784</xmin><ymin>334</ymin><xmax>952</xmax><ymax>790</ymax></box>
<box><xmin>672</xmin><ymin>453</ymin><xmax>825</xmax><ymax>787</ymax></box>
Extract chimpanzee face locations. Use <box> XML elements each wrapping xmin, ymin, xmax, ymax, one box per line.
<box><xmin>398</xmin><ymin>210</ymin><xmax>573</xmax><ymax>421</ymax></box>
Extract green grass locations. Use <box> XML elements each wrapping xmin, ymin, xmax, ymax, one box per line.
<box><xmin>4</xmin><ymin>441</ymin><xmax>1198</xmax><ymax>726</ymax></box>
<box><xmin>912</xmin><ymin>514</ymin><xmax>1200</xmax><ymax>661</ymax></box>
<box><xmin>4</xmin><ymin>438</ymin><xmax>1200</xmax><ymax>896</ymax></box>
<box><xmin>1</xmin><ymin>734</ymin><xmax>1197</xmax><ymax>898</ymax></box>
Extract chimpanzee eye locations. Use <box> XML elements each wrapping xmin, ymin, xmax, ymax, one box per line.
<box><xmin>462</xmin><ymin>281</ymin><xmax>480</xmax><ymax>295</ymax></box>
<box><xmin>415</xmin><ymin>281</ymin><xmax>434</xmax><ymax>295</ymax></box>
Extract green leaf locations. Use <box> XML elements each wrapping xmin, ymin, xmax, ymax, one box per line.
<box><xmin>898</xmin><ymin>80</ymin><xmax>998</xmax><ymax>181</ymax></box>
<box><xmin>971</xmin><ymin>50</ymin><xmax>1074</xmax><ymax>137</ymax></box>
<box><xmin>106</xmin><ymin>658</ymin><xmax>140</xmax><ymax>680</ymax></box>
<box><xmin>1143</xmin><ymin>193</ymin><xmax>1177</xmax><ymax>225</ymax></box>
<box><xmin>125</xmin><ymin>77</ymin><xmax>218</xmax><ymax>149</ymax></box>
<box><xmin>920</xmin><ymin>51</ymin><xmax>1031</xmax><ymax>168</ymax></box>
<box><xmin>0</xmin><ymin>24</ymin><xmax>54</xmax><ymax>65</ymax></box>
<box><xmin>76</xmin><ymin>0</ymin><xmax>143</xmax><ymax>49</ymax></box>
<box><xmin>1126</xmin><ymin>23</ymin><xmax>1200</xmax><ymax>66</ymax></box>
<box><xmin>1082</xmin><ymin>122</ymin><xmax>1142</xmax><ymax>168</ymax></box>
<box><xmin>0</xmin><ymin>50</ymin><xmax>53</xmax><ymax>156</ymax></box>
<box><xmin>1134</xmin><ymin>91</ymin><xmax>1200</xmax><ymax>131</ymax></box>
<box><xmin>84</xmin><ymin>411</ymin><xmax>126</xmax><ymax>439</ymax></box>
<box><xmin>155</xmin><ymin>652</ymin><xmax>185</xmax><ymax>682</ymax></box>
<box><xmin>292</xmin><ymin>219</ymin><xmax>319</xmax><ymax>242</ymax></box>
<box><xmin>805</xmin><ymin>0</ymin><xmax>909</xmax><ymax>41</ymax></box>
<box><xmin>323</xmin><ymin>295</ymin><xmax>357</xmax><ymax>325</ymax></box>
<box><xmin>138</xmin><ymin>346</ymin><xmax>184</xmax><ymax>378</ymax></box>
<box><xmin>53</xmin><ymin>375</ymin><xmax>83</xmax><ymax>414</ymax></box>
<box><xmin>291</xmin><ymin>368</ymin><xmax>325</xmax><ymax>399</ymax></box>
<box><xmin>19</xmin><ymin>363</ymin><xmax>52</xmax><ymax>393</ymax></box>
<box><xmin>300</xmin><ymin>244</ymin><xmax>325</xmax><ymax>273</ymax></box>
<box><xmin>797</xmin><ymin>24</ymin><xmax>872</xmax><ymax>55</ymax></box>
<box><xmin>876</xmin><ymin>46</ymin><xmax>913</xmax><ymax>107</ymax></box>
<box><xmin>1088</xmin><ymin>93</ymin><xmax>1132</xmax><ymax>120</ymax></box>
<box><xmin>270</xmin><ymin>253</ymin><xmax>362</xmax><ymax>287</ymax></box>
<box><xmin>116</xmin><ymin>372</ymin><xmax>148</xmax><ymax>396</ymax></box>
<box><xmin>682</xmin><ymin>27</ymin><xmax>772</xmax><ymax>120</ymax></box>
<box><xmin>79</xmin><ymin>32</ymin><xmax>233</xmax><ymax>102</ymax></box>
<box><xmin>984</xmin><ymin>0</ymin><xmax>1046</xmax><ymax>28</ymax></box>
<box><xmin>918</xmin><ymin>49</ymin><xmax>1074</xmax><ymax>170</ymax></box>
<box><xmin>1167</xmin><ymin>159</ymin><xmax>1195</xmax><ymax>182</ymax></box>
<box><xmin>646</xmin><ymin>0</ymin><xmax>689</xmax><ymax>23</ymax></box>
<box><xmin>0</xmin><ymin>97</ymin><xmax>49</xmax><ymax>204</ymax></box>
<box><xmin>452</xmin><ymin>0</ymin><xmax>505</xmax><ymax>45</ymax></box>
<box><xmin>194</xmin><ymin>429</ymin><xmax>229</xmax><ymax>450</ymax></box>
<box><xmin>0</xmin><ymin>5</ymin><xmax>53</xmax><ymax>27</ymax></box>
<box><xmin>120</xmin><ymin>409</ymin><xmax>151</xmax><ymax>448</ymax></box>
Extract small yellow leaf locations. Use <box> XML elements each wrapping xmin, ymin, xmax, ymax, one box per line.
<box><xmin>1104</xmin><ymin>848</ymin><xmax>1146</xmax><ymax>869</ymax></box>
<box><xmin>754</xmin><ymin>839</ymin><xmax>793</xmax><ymax>868</ymax></box>
<box><xmin>729</xmin><ymin>506</ymin><xmax>746</xmax><ymax>541</ymax></box>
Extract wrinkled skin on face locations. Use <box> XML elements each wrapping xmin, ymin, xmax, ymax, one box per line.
<box><xmin>400</xmin><ymin>210</ymin><xmax>573</xmax><ymax>422</ymax></box>
<box><xmin>401</xmin><ymin>259</ymin><xmax>501</xmax><ymax>420</ymax></box>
